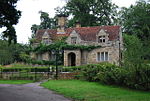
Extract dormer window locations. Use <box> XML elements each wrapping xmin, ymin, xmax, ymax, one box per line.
<box><xmin>71</xmin><ymin>37</ymin><xmax>77</xmax><ymax>44</ymax></box>
<box><xmin>98</xmin><ymin>36</ymin><xmax>105</xmax><ymax>43</ymax></box>
<box><xmin>43</xmin><ymin>38</ymin><xmax>50</xmax><ymax>44</ymax></box>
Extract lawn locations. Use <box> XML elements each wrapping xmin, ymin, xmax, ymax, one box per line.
<box><xmin>41</xmin><ymin>80</ymin><xmax>150</xmax><ymax>101</ymax></box>
<box><xmin>0</xmin><ymin>80</ymin><xmax>33</xmax><ymax>84</ymax></box>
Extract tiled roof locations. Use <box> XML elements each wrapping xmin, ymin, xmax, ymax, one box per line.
<box><xmin>35</xmin><ymin>26</ymin><xmax>120</xmax><ymax>42</ymax></box>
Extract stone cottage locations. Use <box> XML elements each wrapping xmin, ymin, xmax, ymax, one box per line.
<box><xmin>31</xmin><ymin>15</ymin><xmax>123</xmax><ymax>66</ymax></box>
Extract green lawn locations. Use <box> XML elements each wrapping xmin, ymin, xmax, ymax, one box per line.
<box><xmin>0</xmin><ymin>80</ymin><xmax>33</xmax><ymax>84</ymax></box>
<box><xmin>41</xmin><ymin>80</ymin><xmax>150</xmax><ymax>101</ymax></box>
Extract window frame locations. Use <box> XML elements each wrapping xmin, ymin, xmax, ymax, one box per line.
<box><xmin>97</xmin><ymin>52</ymin><xmax>109</xmax><ymax>62</ymax></box>
<box><xmin>71</xmin><ymin>37</ymin><xmax>77</xmax><ymax>44</ymax></box>
<box><xmin>98</xmin><ymin>35</ymin><xmax>106</xmax><ymax>43</ymax></box>
<box><xmin>42</xmin><ymin>38</ymin><xmax>50</xmax><ymax>44</ymax></box>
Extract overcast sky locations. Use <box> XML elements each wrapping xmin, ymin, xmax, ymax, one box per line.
<box><xmin>0</xmin><ymin>0</ymin><xmax>137</xmax><ymax>44</ymax></box>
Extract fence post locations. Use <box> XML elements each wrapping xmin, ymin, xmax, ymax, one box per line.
<box><xmin>34</xmin><ymin>68</ymin><xmax>37</xmax><ymax>81</ymax></box>
<box><xmin>48</xmin><ymin>67</ymin><xmax>50</xmax><ymax>79</ymax></box>
<box><xmin>27</xmin><ymin>68</ymin><xmax>29</xmax><ymax>79</ymax></box>
<box><xmin>0</xmin><ymin>68</ymin><xmax>2</xmax><ymax>79</ymax></box>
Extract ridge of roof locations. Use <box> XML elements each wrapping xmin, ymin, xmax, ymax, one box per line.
<box><xmin>35</xmin><ymin>25</ymin><xmax>121</xmax><ymax>41</ymax></box>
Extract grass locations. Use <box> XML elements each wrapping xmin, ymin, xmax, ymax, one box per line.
<box><xmin>0</xmin><ymin>80</ymin><xmax>34</xmax><ymax>84</ymax></box>
<box><xmin>41</xmin><ymin>80</ymin><xmax>150</xmax><ymax>101</ymax></box>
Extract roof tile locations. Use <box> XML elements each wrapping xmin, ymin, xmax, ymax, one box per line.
<box><xmin>35</xmin><ymin>26</ymin><xmax>120</xmax><ymax>42</ymax></box>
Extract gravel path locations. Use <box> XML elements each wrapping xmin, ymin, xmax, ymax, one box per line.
<box><xmin>0</xmin><ymin>82</ymin><xmax>72</xmax><ymax>101</ymax></box>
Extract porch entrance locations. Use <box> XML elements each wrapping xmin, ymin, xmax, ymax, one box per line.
<box><xmin>68</xmin><ymin>52</ymin><xmax>76</xmax><ymax>66</ymax></box>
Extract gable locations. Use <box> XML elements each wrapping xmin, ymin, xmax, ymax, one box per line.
<box><xmin>97</xmin><ymin>29</ymin><xmax>107</xmax><ymax>36</ymax></box>
<box><xmin>35</xmin><ymin>26</ymin><xmax>120</xmax><ymax>42</ymax></box>
<box><xmin>66</xmin><ymin>30</ymin><xmax>82</xmax><ymax>44</ymax></box>
<box><xmin>42</xmin><ymin>31</ymin><xmax>49</xmax><ymax>38</ymax></box>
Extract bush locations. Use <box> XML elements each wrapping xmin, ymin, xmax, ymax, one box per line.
<box><xmin>1</xmin><ymin>67</ymin><xmax>49</xmax><ymax>72</ymax></box>
<box><xmin>81</xmin><ymin>64</ymin><xmax>102</xmax><ymax>81</ymax></box>
<box><xmin>62</xmin><ymin>66</ymin><xmax>83</xmax><ymax>72</ymax></box>
<box><xmin>97</xmin><ymin>66</ymin><xmax>127</xmax><ymax>85</ymax></box>
<box><xmin>80</xmin><ymin>63</ymin><xmax>150</xmax><ymax>91</ymax></box>
<box><xmin>124</xmin><ymin>65</ymin><xmax>150</xmax><ymax>91</ymax></box>
<box><xmin>26</xmin><ymin>60</ymin><xmax>61</xmax><ymax>66</ymax></box>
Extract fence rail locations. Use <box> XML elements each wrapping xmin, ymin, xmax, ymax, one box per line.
<box><xmin>0</xmin><ymin>68</ymin><xmax>51</xmax><ymax>81</ymax></box>
<box><xmin>0</xmin><ymin>66</ymin><xmax>80</xmax><ymax>80</ymax></box>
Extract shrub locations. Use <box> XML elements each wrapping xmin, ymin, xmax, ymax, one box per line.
<box><xmin>1</xmin><ymin>67</ymin><xmax>49</xmax><ymax>72</ymax></box>
<box><xmin>62</xmin><ymin>66</ymin><xmax>83</xmax><ymax>72</ymax></box>
<box><xmin>80</xmin><ymin>62</ymin><xmax>150</xmax><ymax>91</ymax></box>
<box><xmin>81</xmin><ymin>64</ymin><xmax>102</xmax><ymax>81</ymax></box>
<box><xmin>124</xmin><ymin>64</ymin><xmax>150</xmax><ymax>91</ymax></box>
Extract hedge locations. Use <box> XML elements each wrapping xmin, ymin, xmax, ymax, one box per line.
<box><xmin>80</xmin><ymin>63</ymin><xmax>150</xmax><ymax>91</ymax></box>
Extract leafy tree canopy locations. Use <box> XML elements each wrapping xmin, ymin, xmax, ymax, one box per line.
<box><xmin>58</xmin><ymin>0</ymin><xmax>118</xmax><ymax>27</ymax></box>
<box><xmin>0</xmin><ymin>40</ymin><xmax>30</xmax><ymax>65</ymax></box>
<box><xmin>119</xmin><ymin>0</ymin><xmax>150</xmax><ymax>60</ymax></box>
<box><xmin>0</xmin><ymin>0</ymin><xmax>21</xmax><ymax>43</ymax></box>
<box><xmin>119</xmin><ymin>0</ymin><xmax>150</xmax><ymax>40</ymax></box>
<box><xmin>31</xmin><ymin>11</ymin><xmax>57</xmax><ymax>35</ymax></box>
<box><xmin>123</xmin><ymin>34</ymin><xmax>143</xmax><ymax>68</ymax></box>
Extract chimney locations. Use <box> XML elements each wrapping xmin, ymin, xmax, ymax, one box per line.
<box><xmin>75</xmin><ymin>20</ymin><xmax>81</xmax><ymax>28</ymax></box>
<box><xmin>57</xmin><ymin>14</ymin><xmax>68</xmax><ymax>34</ymax></box>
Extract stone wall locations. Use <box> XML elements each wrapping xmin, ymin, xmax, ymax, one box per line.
<box><xmin>87</xmin><ymin>46</ymin><xmax>120</xmax><ymax>65</ymax></box>
<box><xmin>42</xmin><ymin>52</ymin><xmax>50</xmax><ymax>61</ymax></box>
<box><xmin>64</xmin><ymin>49</ymin><xmax>81</xmax><ymax>66</ymax></box>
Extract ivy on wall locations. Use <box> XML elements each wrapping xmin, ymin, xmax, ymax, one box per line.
<box><xmin>32</xmin><ymin>41</ymin><xmax>101</xmax><ymax>54</ymax></box>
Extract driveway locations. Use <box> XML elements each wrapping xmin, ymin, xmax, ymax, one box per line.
<box><xmin>0</xmin><ymin>82</ymin><xmax>72</xmax><ymax>101</ymax></box>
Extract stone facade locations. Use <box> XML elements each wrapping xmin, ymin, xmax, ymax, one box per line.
<box><xmin>64</xmin><ymin>49</ymin><xmax>81</xmax><ymax>66</ymax></box>
<box><xmin>32</xmin><ymin>15</ymin><xmax>123</xmax><ymax>66</ymax></box>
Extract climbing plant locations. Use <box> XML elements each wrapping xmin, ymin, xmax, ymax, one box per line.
<box><xmin>32</xmin><ymin>41</ymin><xmax>101</xmax><ymax>54</ymax></box>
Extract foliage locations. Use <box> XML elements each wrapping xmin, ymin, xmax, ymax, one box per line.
<box><xmin>32</xmin><ymin>41</ymin><xmax>101</xmax><ymax>54</ymax></box>
<box><xmin>0</xmin><ymin>63</ymin><xmax>49</xmax><ymax>69</ymax></box>
<box><xmin>79</xmin><ymin>63</ymin><xmax>150</xmax><ymax>91</ymax></box>
<box><xmin>19</xmin><ymin>52</ymin><xmax>31</xmax><ymax>62</ymax></box>
<box><xmin>123</xmin><ymin>34</ymin><xmax>143</xmax><ymax>68</ymax></box>
<box><xmin>0</xmin><ymin>0</ymin><xmax>21</xmax><ymax>43</ymax></box>
<box><xmin>124</xmin><ymin>64</ymin><xmax>150</xmax><ymax>90</ymax></box>
<box><xmin>119</xmin><ymin>0</ymin><xmax>150</xmax><ymax>60</ymax></box>
<box><xmin>58</xmin><ymin>0</ymin><xmax>118</xmax><ymax>27</ymax></box>
<box><xmin>31</xmin><ymin>11</ymin><xmax>57</xmax><ymax>34</ymax></box>
<box><xmin>41</xmin><ymin>80</ymin><xmax>150</xmax><ymax>101</ymax></box>
<box><xmin>81</xmin><ymin>63</ymin><xmax>125</xmax><ymax>83</ymax></box>
<box><xmin>29</xmin><ymin>60</ymin><xmax>62</xmax><ymax>66</ymax></box>
<box><xmin>0</xmin><ymin>66</ymin><xmax>49</xmax><ymax>73</ymax></box>
<box><xmin>0</xmin><ymin>40</ymin><xmax>30</xmax><ymax>65</ymax></box>
<box><xmin>119</xmin><ymin>0</ymin><xmax>150</xmax><ymax>40</ymax></box>
<box><xmin>61</xmin><ymin>65</ymin><xmax>82</xmax><ymax>72</ymax></box>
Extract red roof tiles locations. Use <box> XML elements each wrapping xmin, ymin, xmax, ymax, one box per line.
<box><xmin>35</xmin><ymin>26</ymin><xmax>120</xmax><ymax>42</ymax></box>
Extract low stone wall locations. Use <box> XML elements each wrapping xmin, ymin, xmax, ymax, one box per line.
<box><xmin>58</xmin><ymin>72</ymin><xmax>79</xmax><ymax>79</ymax></box>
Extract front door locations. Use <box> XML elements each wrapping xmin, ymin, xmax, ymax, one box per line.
<box><xmin>68</xmin><ymin>52</ymin><xmax>76</xmax><ymax>66</ymax></box>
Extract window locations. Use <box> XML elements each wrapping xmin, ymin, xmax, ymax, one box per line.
<box><xmin>98</xmin><ymin>36</ymin><xmax>105</xmax><ymax>43</ymax></box>
<box><xmin>50</xmin><ymin>51</ymin><xmax>56</xmax><ymax>61</ymax></box>
<box><xmin>43</xmin><ymin>38</ymin><xmax>50</xmax><ymax>44</ymax></box>
<box><xmin>97</xmin><ymin>52</ymin><xmax>109</xmax><ymax>61</ymax></box>
<box><xmin>71</xmin><ymin>37</ymin><xmax>77</xmax><ymax>44</ymax></box>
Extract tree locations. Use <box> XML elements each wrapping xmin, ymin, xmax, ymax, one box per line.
<box><xmin>59</xmin><ymin>0</ymin><xmax>118</xmax><ymax>27</ymax></box>
<box><xmin>123</xmin><ymin>34</ymin><xmax>143</xmax><ymax>68</ymax></box>
<box><xmin>0</xmin><ymin>0</ymin><xmax>21</xmax><ymax>43</ymax></box>
<box><xmin>119</xmin><ymin>0</ymin><xmax>150</xmax><ymax>59</ymax></box>
<box><xmin>0</xmin><ymin>39</ymin><xmax>30</xmax><ymax>65</ymax></box>
<box><xmin>119</xmin><ymin>0</ymin><xmax>150</xmax><ymax>40</ymax></box>
<box><xmin>31</xmin><ymin>11</ymin><xmax>57</xmax><ymax>34</ymax></box>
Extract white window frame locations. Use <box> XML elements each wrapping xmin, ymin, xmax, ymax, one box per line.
<box><xmin>71</xmin><ymin>37</ymin><xmax>77</xmax><ymax>44</ymax></box>
<box><xmin>98</xmin><ymin>36</ymin><xmax>106</xmax><ymax>43</ymax></box>
<box><xmin>97</xmin><ymin>52</ymin><xmax>109</xmax><ymax>62</ymax></box>
<box><xmin>43</xmin><ymin>38</ymin><xmax>50</xmax><ymax>44</ymax></box>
